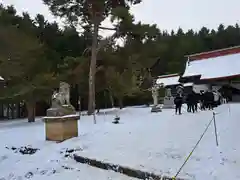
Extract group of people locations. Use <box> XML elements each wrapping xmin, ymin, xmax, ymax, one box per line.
<box><xmin>174</xmin><ymin>89</ymin><xmax>227</xmax><ymax>115</ymax></box>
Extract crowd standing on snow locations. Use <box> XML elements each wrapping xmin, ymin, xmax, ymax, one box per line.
<box><xmin>174</xmin><ymin>89</ymin><xmax>228</xmax><ymax>115</ymax></box>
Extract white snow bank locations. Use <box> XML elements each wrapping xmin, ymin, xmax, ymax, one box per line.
<box><xmin>0</xmin><ymin>76</ymin><xmax>3</xmax><ymax>80</ymax></box>
<box><xmin>183</xmin><ymin>53</ymin><xmax>240</xmax><ymax>79</ymax></box>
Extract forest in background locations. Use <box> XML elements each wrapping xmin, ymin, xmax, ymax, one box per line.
<box><xmin>1</xmin><ymin>3</ymin><xmax>240</xmax><ymax>121</ymax></box>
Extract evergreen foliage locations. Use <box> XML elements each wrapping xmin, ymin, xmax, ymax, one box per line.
<box><xmin>1</xmin><ymin>3</ymin><xmax>240</xmax><ymax>120</ymax></box>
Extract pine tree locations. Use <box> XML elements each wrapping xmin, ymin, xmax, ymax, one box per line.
<box><xmin>43</xmin><ymin>0</ymin><xmax>142</xmax><ymax>120</ymax></box>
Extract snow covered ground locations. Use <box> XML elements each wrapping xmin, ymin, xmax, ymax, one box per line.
<box><xmin>0</xmin><ymin>104</ymin><xmax>240</xmax><ymax>180</ymax></box>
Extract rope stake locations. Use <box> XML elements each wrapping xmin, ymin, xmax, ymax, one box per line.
<box><xmin>213</xmin><ymin>112</ymin><xmax>219</xmax><ymax>146</ymax></box>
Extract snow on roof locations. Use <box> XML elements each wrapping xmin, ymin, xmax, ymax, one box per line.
<box><xmin>182</xmin><ymin>53</ymin><xmax>240</xmax><ymax>80</ymax></box>
<box><xmin>183</xmin><ymin>82</ymin><xmax>193</xmax><ymax>87</ymax></box>
<box><xmin>0</xmin><ymin>76</ymin><xmax>3</xmax><ymax>81</ymax></box>
<box><xmin>156</xmin><ymin>75</ymin><xmax>180</xmax><ymax>87</ymax></box>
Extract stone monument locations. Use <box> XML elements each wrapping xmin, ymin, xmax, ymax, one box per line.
<box><xmin>162</xmin><ymin>88</ymin><xmax>175</xmax><ymax>109</ymax></box>
<box><xmin>43</xmin><ymin>82</ymin><xmax>79</xmax><ymax>142</ymax></box>
<box><xmin>151</xmin><ymin>86</ymin><xmax>162</xmax><ymax>113</ymax></box>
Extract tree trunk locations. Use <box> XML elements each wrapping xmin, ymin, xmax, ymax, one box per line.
<box><xmin>118</xmin><ymin>97</ymin><xmax>123</xmax><ymax>109</ymax></box>
<box><xmin>7</xmin><ymin>104</ymin><xmax>10</xmax><ymax>119</ymax></box>
<box><xmin>17</xmin><ymin>103</ymin><xmax>21</xmax><ymax>118</ymax></box>
<box><xmin>79</xmin><ymin>96</ymin><xmax>81</xmax><ymax>119</ymax></box>
<box><xmin>11</xmin><ymin>104</ymin><xmax>14</xmax><ymax>119</ymax></box>
<box><xmin>26</xmin><ymin>101</ymin><xmax>35</xmax><ymax>123</ymax></box>
<box><xmin>70</xmin><ymin>84</ymin><xmax>79</xmax><ymax>111</ymax></box>
<box><xmin>0</xmin><ymin>103</ymin><xmax>3</xmax><ymax>119</ymax></box>
<box><xmin>109</xmin><ymin>91</ymin><xmax>114</xmax><ymax>108</ymax></box>
<box><xmin>88</xmin><ymin>19</ymin><xmax>99</xmax><ymax>120</ymax></box>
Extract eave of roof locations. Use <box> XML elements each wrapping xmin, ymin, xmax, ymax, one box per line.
<box><xmin>157</xmin><ymin>73</ymin><xmax>179</xmax><ymax>78</ymax></box>
<box><xmin>185</xmin><ymin>45</ymin><xmax>240</xmax><ymax>61</ymax></box>
<box><xmin>200</xmin><ymin>74</ymin><xmax>240</xmax><ymax>81</ymax></box>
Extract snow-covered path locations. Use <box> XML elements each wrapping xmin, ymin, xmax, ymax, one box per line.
<box><xmin>0</xmin><ymin>104</ymin><xmax>240</xmax><ymax>180</ymax></box>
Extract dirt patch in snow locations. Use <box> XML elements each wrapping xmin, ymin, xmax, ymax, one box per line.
<box><xmin>60</xmin><ymin>148</ymin><xmax>83</xmax><ymax>158</ymax></box>
<box><xmin>5</xmin><ymin>146</ymin><xmax>39</xmax><ymax>155</ymax></box>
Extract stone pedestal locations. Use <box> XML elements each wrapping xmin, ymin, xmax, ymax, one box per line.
<box><xmin>43</xmin><ymin>115</ymin><xmax>79</xmax><ymax>142</ymax></box>
<box><xmin>162</xmin><ymin>96</ymin><xmax>175</xmax><ymax>109</ymax></box>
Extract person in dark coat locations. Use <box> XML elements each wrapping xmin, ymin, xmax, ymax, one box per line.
<box><xmin>187</xmin><ymin>90</ymin><xmax>196</xmax><ymax>113</ymax></box>
<box><xmin>193</xmin><ymin>91</ymin><xmax>199</xmax><ymax>112</ymax></box>
<box><xmin>200</xmin><ymin>91</ymin><xmax>205</xmax><ymax>110</ymax></box>
<box><xmin>203</xmin><ymin>92</ymin><xmax>209</xmax><ymax>109</ymax></box>
<box><xmin>205</xmin><ymin>91</ymin><xmax>214</xmax><ymax>110</ymax></box>
<box><xmin>186</xmin><ymin>94</ymin><xmax>191</xmax><ymax>112</ymax></box>
<box><xmin>174</xmin><ymin>93</ymin><xmax>183</xmax><ymax>115</ymax></box>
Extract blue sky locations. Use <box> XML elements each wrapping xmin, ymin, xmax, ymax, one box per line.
<box><xmin>2</xmin><ymin>0</ymin><xmax>240</xmax><ymax>34</ymax></box>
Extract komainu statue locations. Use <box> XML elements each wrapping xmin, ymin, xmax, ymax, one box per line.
<box><xmin>47</xmin><ymin>82</ymin><xmax>76</xmax><ymax>116</ymax></box>
<box><xmin>52</xmin><ymin>82</ymin><xmax>71</xmax><ymax>106</ymax></box>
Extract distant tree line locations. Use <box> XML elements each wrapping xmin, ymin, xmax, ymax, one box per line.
<box><xmin>1</xmin><ymin>3</ymin><xmax>240</xmax><ymax>122</ymax></box>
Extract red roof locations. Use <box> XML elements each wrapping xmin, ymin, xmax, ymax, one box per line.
<box><xmin>158</xmin><ymin>73</ymin><xmax>179</xmax><ymax>79</ymax></box>
<box><xmin>186</xmin><ymin>45</ymin><xmax>240</xmax><ymax>61</ymax></box>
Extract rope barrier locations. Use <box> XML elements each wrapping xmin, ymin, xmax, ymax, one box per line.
<box><xmin>173</xmin><ymin>103</ymin><xmax>231</xmax><ymax>179</ymax></box>
<box><xmin>173</xmin><ymin>116</ymin><xmax>214</xmax><ymax>179</ymax></box>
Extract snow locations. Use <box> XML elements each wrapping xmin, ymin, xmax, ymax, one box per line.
<box><xmin>183</xmin><ymin>82</ymin><xmax>193</xmax><ymax>87</ymax></box>
<box><xmin>44</xmin><ymin>114</ymin><xmax>79</xmax><ymax>119</ymax></box>
<box><xmin>0</xmin><ymin>119</ymin><xmax>137</xmax><ymax>180</ymax></box>
<box><xmin>1</xmin><ymin>104</ymin><xmax>240</xmax><ymax>180</ymax></box>
<box><xmin>0</xmin><ymin>76</ymin><xmax>4</xmax><ymax>81</ymax></box>
<box><xmin>182</xmin><ymin>53</ymin><xmax>240</xmax><ymax>80</ymax></box>
<box><xmin>156</xmin><ymin>76</ymin><xmax>180</xmax><ymax>87</ymax></box>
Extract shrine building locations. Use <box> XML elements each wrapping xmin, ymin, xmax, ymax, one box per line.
<box><xmin>155</xmin><ymin>73</ymin><xmax>193</xmax><ymax>96</ymax></box>
<box><xmin>180</xmin><ymin>45</ymin><xmax>240</xmax><ymax>101</ymax></box>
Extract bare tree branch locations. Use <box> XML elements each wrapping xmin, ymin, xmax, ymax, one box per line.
<box><xmin>82</xmin><ymin>47</ymin><xmax>91</xmax><ymax>56</ymax></box>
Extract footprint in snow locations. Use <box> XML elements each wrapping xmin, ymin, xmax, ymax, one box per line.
<box><xmin>0</xmin><ymin>155</ymin><xmax>8</xmax><ymax>162</ymax></box>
